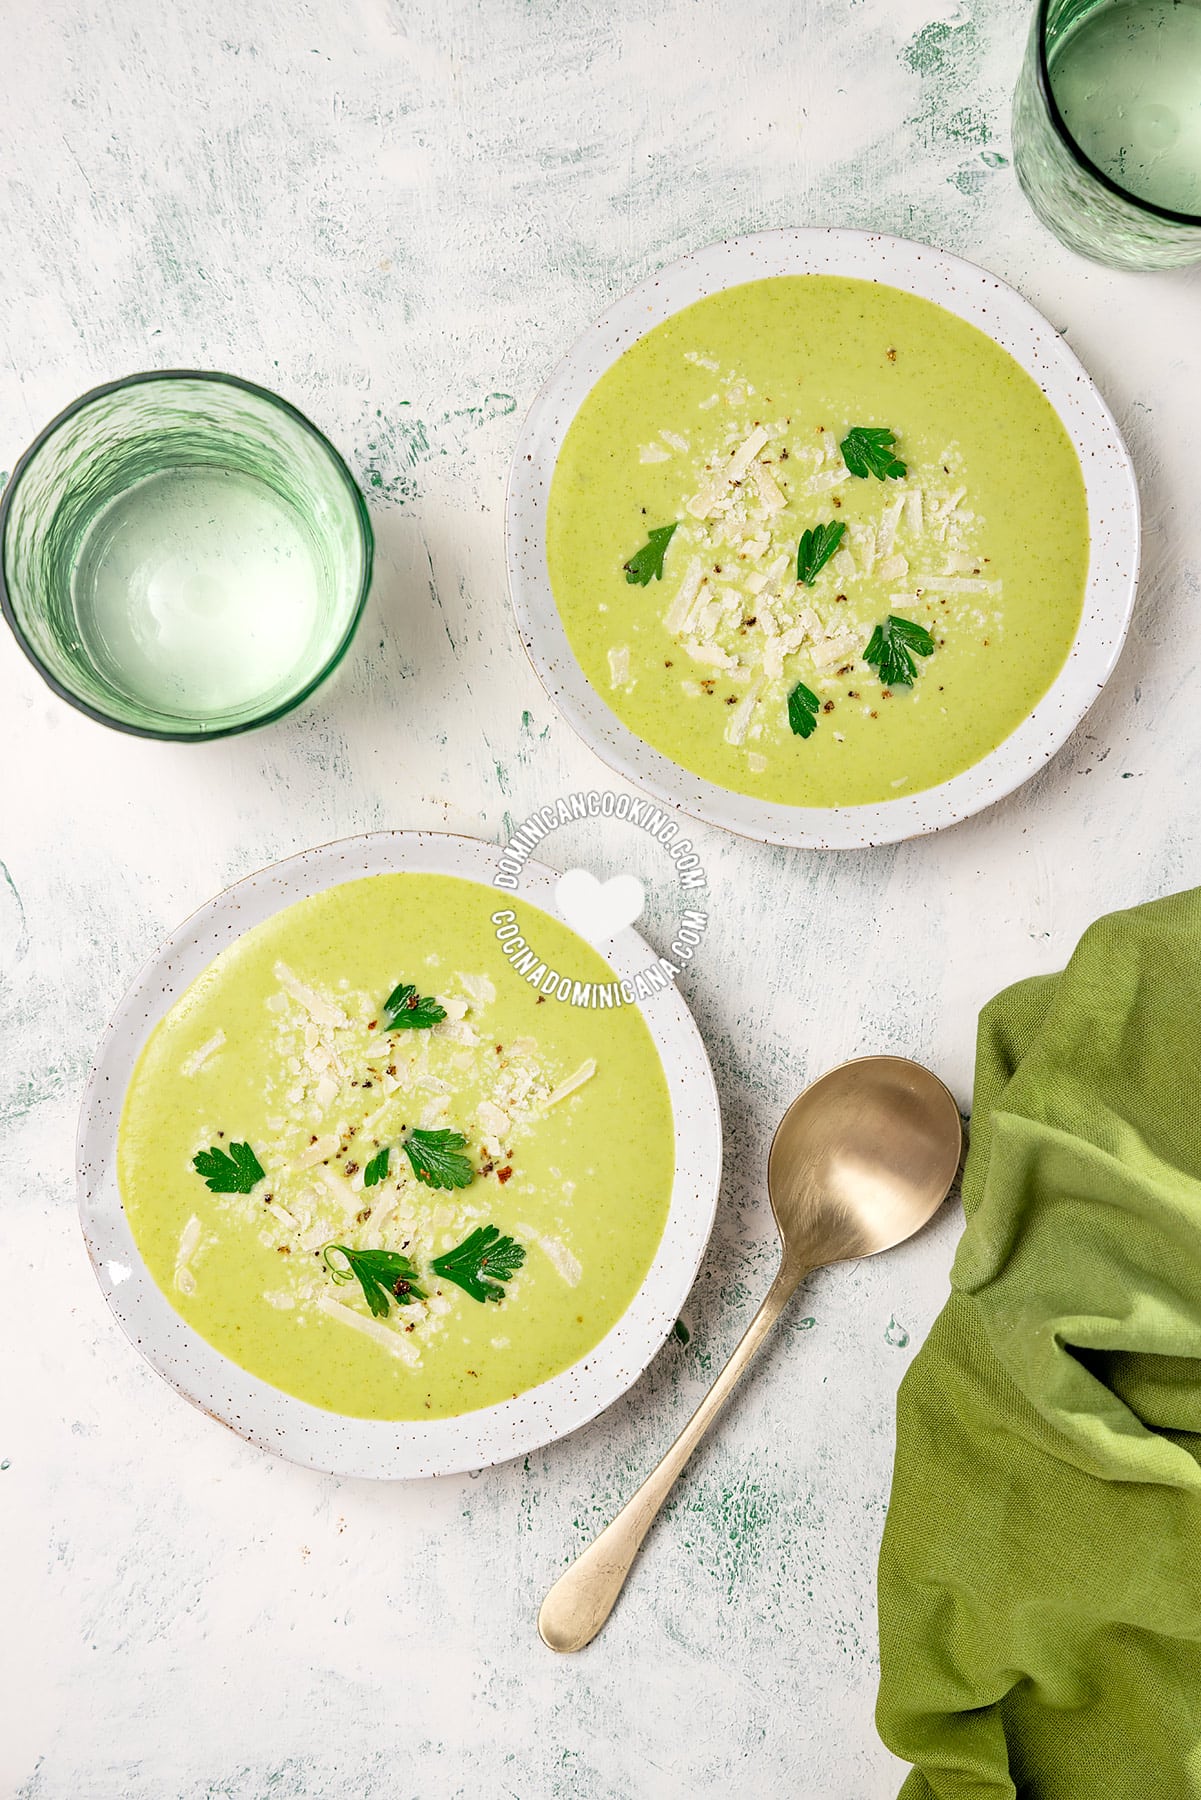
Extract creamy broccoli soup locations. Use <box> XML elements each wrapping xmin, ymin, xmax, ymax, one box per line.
<box><xmin>546</xmin><ymin>275</ymin><xmax>1090</xmax><ymax>807</ymax></box>
<box><xmin>117</xmin><ymin>873</ymin><xmax>675</xmax><ymax>1421</ymax></box>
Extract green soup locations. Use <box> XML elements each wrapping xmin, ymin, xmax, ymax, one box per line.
<box><xmin>117</xmin><ymin>873</ymin><xmax>675</xmax><ymax>1421</ymax></box>
<box><xmin>547</xmin><ymin>275</ymin><xmax>1090</xmax><ymax>807</ymax></box>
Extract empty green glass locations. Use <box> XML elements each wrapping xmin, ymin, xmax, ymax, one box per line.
<box><xmin>1013</xmin><ymin>0</ymin><xmax>1201</xmax><ymax>269</ymax></box>
<box><xmin>0</xmin><ymin>371</ymin><xmax>373</xmax><ymax>738</ymax></box>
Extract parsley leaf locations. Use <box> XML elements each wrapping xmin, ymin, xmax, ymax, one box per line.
<box><xmin>787</xmin><ymin>680</ymin><xmax>821</xmax><ymax>740</ymax></box>
<box><xmin>623</xmin><ymin>522</ymin><xmax>678</xmax><ymax>585</ymax></box>
<box><xmin>864</xmin><ymin>614</ymin><xmax>936</xmax><ymax>688</ymax></box>
<box><xmin>403</xmin><ymin>1128</ymin><xmax>475</xmax><ymax>1190</ymax></box>
<box><xmin>796</xmin><ymin>520</ymin><xmax>846</xmax><ymax>587</ymax></box>
<box><xmin>431</xmin><ymin>1225</ymin><xmax>526</xmax><ymax>1304</ymax></box>
<box><xmin>383</xmin><ymin>981</ymin><xmax>447</xmax><ymax>1031</ymax></box>
<box><xmin>193</xmin><ymin>1141</ymin><xmax>264</xmax><ymax>1194</ymax></box>
<box><xmin>363</xmin><ymin>1146</ymin><xmax>390</xmax><ymax>1188</ymax></box>
<box><xmin>323</xmin><ymin>1245</ymin><xmax>425</xmax><ymax>1318</ymax></box>
<box><xmin>840</xmin><ymin>426</ymin><xmax>907</xmax><ymax>481</ymax></box>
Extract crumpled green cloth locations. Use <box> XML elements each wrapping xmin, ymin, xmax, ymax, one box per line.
<box><xmin>877</xmin><ymin>891</ymin><xmax>1201</xmax><ymax>1799</ymax></box>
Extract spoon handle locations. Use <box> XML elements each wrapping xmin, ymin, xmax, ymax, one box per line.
<box><xmin>537</xmin><ymin>1259</ymin><xmax>806</xmax><ymax>1653</ymax></box>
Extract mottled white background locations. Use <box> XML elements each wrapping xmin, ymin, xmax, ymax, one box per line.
<box><xmin>1</xmin><ymin>1</ymin><xmax>1198</xmax><ymax>1795</ymax></box>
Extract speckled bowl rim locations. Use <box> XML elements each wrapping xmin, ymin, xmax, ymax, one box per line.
<box><xmin>76</xmin><ymin>831</ymin><xmax>722</xmax><ymax>1479</ymax></box>
<box><xmin>504</xmin><ymin>227</ymin><xmax>1141</xmax><ymax>850</ymax></box>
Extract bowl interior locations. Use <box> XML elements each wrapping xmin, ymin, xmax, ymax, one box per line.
<box><xmin>1</xmin><ymin>372</ymin><xmax>372</xmax><ymax>738</ymax></box>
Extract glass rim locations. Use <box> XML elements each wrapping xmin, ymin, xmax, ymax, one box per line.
<box><xmin>1035</xmin><ymin>0</ymin><xmax>1201</xmax><ymax>229</ymax></box>
<box><xmin>0</xmin><ymin>367</ymin><xmax>375</xmax><ymax>742</ymax></box>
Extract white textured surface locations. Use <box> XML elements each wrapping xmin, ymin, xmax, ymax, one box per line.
<box><xmin>1</xmin><ymin>3</ymin><xmax>1198</xmax><ymax>1797</ymax></box>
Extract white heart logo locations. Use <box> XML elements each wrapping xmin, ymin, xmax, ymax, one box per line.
<box><xmin>555</xmin><ymin>868</ymin><xmax>645</xmax><ymax>946</ymax></box>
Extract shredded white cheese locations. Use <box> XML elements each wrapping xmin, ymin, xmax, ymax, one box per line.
<box><xmin>876</xmin><ymin>495</ymin><xmax>903</xmax><ymax>557</ymax></box>
<box><xmin>174</xmin><ymin>1215</ymin><xmax>202</xmax><ymax>1295</ymax></box>
<box><xmin>853</xmin><ymin>523</ymin><xmax>877</xmax><ymax>577</ymax></box>
<box><xmin>316</xmin><ymin>1294</ymin><xmax>421</xmax><ymax>1364</ymax></box>
<box><xmin>725</xmin><ymin>677</ymin><xmax>764</xmax><ymax>747</ymax></box>
<box><xmin>684</xmin><ymin>640</ymin><xmax>738</xmax><ymax>670</ymax></box>
<box><xmin>608</xmin><ymin>645</ymin><xmax>631</xmax><ymax>688</ymax></box>
<box><xmin>663</xmin><ymin>557</ymin><xmax>705</xmax><ymax>635</ymax></box>
<box><xmin>804</xmin><ymin>465</ymin><xmax>848</xmax><ymax>495</ymax></box>
<box><xmin>749</xmin><ymin>462</ymin><xmax>787</xmax><ymax>514</ymax></box>
<box><xmin>319</xmin><ymin>1167</ymin><xmax>360</xmax><ymax>1214</ymax></box>
<box><xmin>432</xmin><ymin>1018</ymin><xmax>478</xmax><ymax>1046</ymax></box>
<box><xmin>520</xmin><ymin>1230</ymin><xmax>583</xmax><ymax>1288</ymax></box>
<box><xmin>811</xmin><ymin>632</ymin><xmax>863</xmax><ymax>671</ymax></box>
<box><xmin>545</xmin><ymin>1059</ymin><xmax>597</xmax><ymax>1108</ymax></box>
<box><xmin>681</xmin><ymin>576</ymin><xmax>714</xmax><ymax>638</ymax></box>
<box><xmin>687</xmin><ymin>425</ymin><xmax>770</xmax><ymax>519</ymax></box>
<box><xmin>181</xmin><ymin>1030</ymin><xmax>225</xmax><ymax>1077</ymax></box>
<box><xmin>295</xmin><ymin>1134</ymin><xmax>339</xmax><ymax>1170</ymax></box>
<box><xmin>916</xmin><ymin>575</ymin><xmax>1003</xmax><ymax>596</ymax></box>
<box><xmin>273</xmin><ymin>961</ymin><xmax>349</xmax><ymax>1031</ymax></box>
<box><xmin>456</xmin><ymin>971</ymin><xmax>496</xmax><ymax>1007</ymax></box>
<box><xmin>477</xmin><ymin>1099</ymin><xmax>511</xmax><ymax>1139</ymax></box>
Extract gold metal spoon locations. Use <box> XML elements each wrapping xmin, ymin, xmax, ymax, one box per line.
<box><xmin>537</xmin><ymin>1055</ymin><xmax>963</xmax><ymax>1653</ymax></box>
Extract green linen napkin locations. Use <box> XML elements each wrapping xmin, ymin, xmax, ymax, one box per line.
<box><xmin>876</xmin><ymin>890</ymin><xmax>1201</xmax><ymax>1799</ymax></box>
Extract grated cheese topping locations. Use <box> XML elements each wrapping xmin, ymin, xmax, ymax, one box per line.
<box><xmin>174</xmin><ymin>1215</ymin><xmax>203</xmax><ymax>1295</ymax></box>
<box><xmin>187</xmin><ymin>968</ymin><xmax>596</xmax><ymax>1365</ymax></box>
<box><xmin>634</xmin><ymin>380</ymin><xmax>1003</xmax><ymax>762</ymax></box>
<box><xmin>519</xmin><ymin>1226</ymin><xmax>584</xmax><ymax>1288</ymax></box>
<box><xmin>545</xmin><ymin>1058</ymin><xmax>597</xmax><ymax>1107</ymax></box>
<box><xmin>182</xmin><ymin>1031</ymin><xmax>225</xmax><ymax>1077</ymax></box>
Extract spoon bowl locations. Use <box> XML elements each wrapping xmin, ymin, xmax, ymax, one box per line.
<box><xmin>768</xmin><ymin>1056</ymin><xmax>963</xmax><ymax>1273</ymax></box>
<box><xmin>538</xmin><ymin>1055</ymin><xmax>963</xmax><ymax>1654</ymax></box>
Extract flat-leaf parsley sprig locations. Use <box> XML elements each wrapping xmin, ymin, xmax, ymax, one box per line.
<box><xmin>787</xmin><ymin>681</ymin><xmax>821</xmax><ymax>740</ymax></box>
<box><xmin>363</xmin><ymin>1146</ymin><xmax>391</xmax><ymax>1188</ymax></box>
<box><xmin>864</xmin><ymin>614</ymin><xmax>936</xmax><ymax>688</ymax></box>
<box><xmin>796</xmin><ymin>520</ymin><xmax>846</xmax><ymax>587</ymax></box>
<box><xmin>402</xmin><ymin>1128</ymin><xmax>475</xmax><ymax>1191</ymax></box>
<box><xmin>193</xmin><ymin>1141</ymin><xmax>265</xmax><ymax>1194</ymax></box>
<box><xmin>623</xmin><ymin>523</ymin><xmax>678</xmax><ymax>585</ymax></box>
<box><xmin>840</xmin><ymin>426</ymin><xmax>907</xmax><ymax>482</ymax></box>
<box><xmin>323</xmin><ymin>1245</ymin><xmax>426</xmax><ymax>1318</ymax></box>
<box><xmin>431</xmin><ymin>1226</ymin><xmax>526</xmax><ymax>1304</ymax></box>
<box><xmin>383</xmin><ymin>982</ymin><xmax>447</xmax><ymax>1031</ymax></box>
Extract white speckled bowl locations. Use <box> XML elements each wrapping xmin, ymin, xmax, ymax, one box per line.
<box><xmin>76</xmin><ymin>832</ymin><xmax>722</xmax><ymax>1479</ymax></box>
<box><xmin>505</xmin><ymin>228</ymin><xmax>1141</xmax><ymax>849</ymax></box>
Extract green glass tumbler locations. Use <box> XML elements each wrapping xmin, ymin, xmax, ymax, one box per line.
<box><xmin>0</xmin><ymin>371</ymin><xmax>373</xmax><ymax>738</ymax></box>
<box><xmin>1013</xmin><ymin>0</ymin><xmax>1201</xmax><ymax>270</ymax></box>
